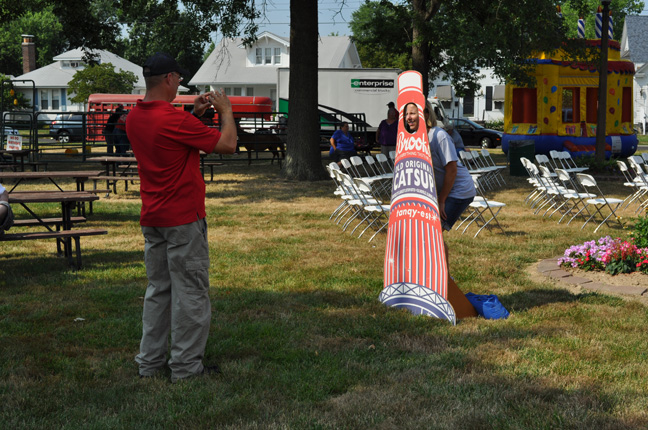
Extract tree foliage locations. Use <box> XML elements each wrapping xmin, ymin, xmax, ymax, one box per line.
<box><xmin>349</xmin><ymin>0</ymin><xmax>412</xmax><ymax>70</ymax></box>
<box><xmin>350</xmin><ymin>0</ymin><xmax>644</xmax><ymax>97</ymax></box>
<box><xmin>119</xmin><ymin>0</ymin><xmax>260</xmax><ymax>78</ymax></box>
<box><xmin>67</xmin><ymin>63</ymin><xmax>137</xmax><ymax>103</ymax></box>
<box><xmin>0</xmin><ymin>1</ymin><xmax>260</xmax><ymax>80</ymax></box>
<box><xmin>0</xmin><ymin>74</ymin><xmax>30</xmax><ymax>111</ymax></box>
<box><xmin>0</xmin><ymin>6</ymin><xmax>65</xmax><ymax>77</ymax></box>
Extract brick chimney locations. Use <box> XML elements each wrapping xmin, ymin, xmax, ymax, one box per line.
<box><xmin>22</xmin><ymin>34</ymin><xmax>36</xmax><ymax>74</ymax></box>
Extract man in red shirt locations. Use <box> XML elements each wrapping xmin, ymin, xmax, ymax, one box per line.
<box><xmin>126</xmin><ymin>52</ymin><xmax>237</xmax><ymax>382</ymax></box>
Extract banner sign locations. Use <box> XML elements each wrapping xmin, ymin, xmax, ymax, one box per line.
<box><xmin>379</xmin><ymin>71</ymin><xmax>456</xmax><ymax>325</ymax></box>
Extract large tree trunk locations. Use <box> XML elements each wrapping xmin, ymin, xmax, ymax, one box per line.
<box><xmin>411</xmin><ymin>0</ymin><xmax>442</xmax><ymax>97</ymax></box>
<box><xmin>283</xmin><ymin>0</ymin><xmax>327</xmax><ymax>181</ymax></box>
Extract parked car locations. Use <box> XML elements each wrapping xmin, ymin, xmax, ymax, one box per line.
<box><xmin>449</xmin><ymin>117</ymin><xmax>503</xmax><ymax>148</ymax></box>
<box><xmin>48</xmin><ymin>114</ymin><xmax>85</xmax><ymax>143</ymax></box>
<box><xmin>2</xmin><ymin>126</ymin><xmax>19</xmax><ymax>136</ymax></box>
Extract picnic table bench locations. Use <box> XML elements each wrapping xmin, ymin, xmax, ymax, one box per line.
<box><xmin>0</xmin><ymin>228</ymin><xmax>107</xmax><ymax>269</ymax></box>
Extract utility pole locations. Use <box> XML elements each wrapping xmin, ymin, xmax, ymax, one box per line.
<box><xmin>595</xmin><ymin>1</ymin><xmax>611</xmax><ymax>163</ymax></box>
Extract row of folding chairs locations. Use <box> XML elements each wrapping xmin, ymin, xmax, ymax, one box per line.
<box><xmin>326</xmin><ymin>162</ymin><xmax>390</xmax><ymax>242</ymax></box>
<box><xmin>546</xmin><ymin>151</ymin><xmax>589</xmax><ymax>174</ymax></box>
<box><xmin>339</xmin><ymin>154</ymin><xmax>394</xmax><ymax>200</ymax></box>
<box><xmin>620</xmin><ymin>156</ymin><xmax>648</xmax><ymax>213</ymax></box>
<box><xmin>520</xmin><ymin>157</ymin><xmax>623</xmax><ymax>232</ymax></box>
<box><xmin>459</xmin><ymin>149</ymin><xmax>506</xmax><ymax>190</ymax></box>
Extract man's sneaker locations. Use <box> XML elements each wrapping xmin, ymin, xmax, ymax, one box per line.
<box><xmin>171</xmin><ymin>364</ymin><xmax>221</xmax><ymax>383</ymax></box>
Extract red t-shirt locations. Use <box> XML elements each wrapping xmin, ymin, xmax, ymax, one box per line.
<box><xmin>126</xmin><ymin>100</ymin><xmax>221</xmax><ymax>227</ymax></box>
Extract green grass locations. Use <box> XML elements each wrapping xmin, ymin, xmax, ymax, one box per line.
<box><xmin>1</xmin><ymin>154</ymin><xmax>648</xmax><ymax>429</ymax></box>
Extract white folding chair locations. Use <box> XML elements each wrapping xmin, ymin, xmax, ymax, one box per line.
<box><xmin>535</xmin><ymin>154</ymin><xmax>557</xmax><ymax>178</ymax></box>
<box><xmin>554</xmin><ymin>168</ymin><xmax>592</xmax><ymax>224</ymax></box>
<box><xmin>480</xmin><ymin>149</ymin><xmax>506</xmax><ymax>185</ymax></box>
<box><xmin>460</xmin><ymin>151</ymin><xmax>496</xmax><ymax>190</ymax></box>
<box><xmin>559</xmin><ymin>151</ymin><xmax>588</xmax><ymax>173</ymax></box>
<box><xmin>375</xmin><ymin>153</ymin><xmax>394</xmax><ymax>174</ymax></box>
<box><xmin>337</xmin><ymin>171</ymin><xmax>381</xmax><ymax>233</ymax></box>
<box><xmin>455</xmin><ymin>176</ymin><xmax>505</xmax><ymax>237</ymax></box>
<box><xmin>616</xmin><ymin>160</ymin><xmax>648</xmax><ymax>211</ymax></box>
<box><xmin>352</xmin><ymin>177</ymin><xmax>391</xmax><ymax>242</ymax></box>
<box><xmin>627</xmin><ymin>157</ymin><xmax>648</xmax><ymax>213</ymax></box>
<box><xmin>575</xmin><ymin>173</ymin><xmax>624</xmax><ymax>232</ymax></box>
<box><xmin>326</xmin><ymin>163</ymin><xmax>347</xmax><ymax>220</ymax></box>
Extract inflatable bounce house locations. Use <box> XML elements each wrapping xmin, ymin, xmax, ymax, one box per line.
<box><xmin>502</xmin><ymin>10</ymin><xmax>638</xmax><ymax>159</ymax></box>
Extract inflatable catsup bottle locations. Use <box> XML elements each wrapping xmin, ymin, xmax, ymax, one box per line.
<box><xmin>379</xmin><ymin>71</ymin><xmax>456</xmax><ymax>325</ymax></box>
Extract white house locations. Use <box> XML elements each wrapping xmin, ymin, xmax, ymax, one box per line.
<box><xmin>189</xmin><ymin>31</ymin><xmax>362</xmax><ymax>107</ymax></box>
<box><xmin>13</xmin><ymin>41</ymin><xmax>147</xmax><ymax>119</ymax></box>
<box><xmin>620</xmin><ymin>15</ymin><xmax>648</xmax><ymax>133</ymax></box>
<box><xmin>430</xmin><ymin>70</ymin><xmax>505</xmax><ymax>123</ymax></box>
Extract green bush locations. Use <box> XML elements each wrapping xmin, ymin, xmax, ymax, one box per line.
<box><xmin>631</xmin><ymin>215</ymin><xmax>648</xmax><ymax>248</ymax></box>
<box><xmin>484</xmin><ymin>119</ymin><xmax>504</xmax><ymax>131</ymax></box>
<box><xmin>571</xmin><ymin>155</ymin><xmax>620</xmax><ymax>174</ymax></box>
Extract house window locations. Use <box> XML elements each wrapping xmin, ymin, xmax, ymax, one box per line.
<box><xmin>264</xmin><ymin>48</ymin><xmax>272</xmax><ymax>64</ymax></box>
<box><xmin>246</xmin><ymin>87</ymin><xmax>254</xmax><ymax>96</ymax></box>
<box><xmin>274</xmin><ymin>48</ymin><xmax>281</xmax><ymax>64</ymax></box>
<box><xmin>40</xmin><ymin>90</ymin><xmax>49</xmax><ymax>110</ymax></box>
<box><xmin>224</xmin><ymin>88</ymin><xmax>232</xmax><ymax>96</ymax></box>
<box><xmin>561</xmin><ymin>87</ymin><xmax>580</xmax><ymax>123</ymax></box>
<box><xmin>255</xmin><ymin>48</ymin><xmax>262</xmax><ymax>65</ymax></box>
<box><xmin>494</xmin><ymin>101</ymin><xmax>504</xmax><ymax>110</ymax></box>
<box><xmin>62</xmin><ymin>61</ymin><xmax>82</xmax><ymax>68</ymax></box>
<box><xmin>51</xmin><ymin>90</ymin><xmax>60</xmax><ymax>110</ymax></box>
<box><xmin>512</xmin><ymin>88</ymin><xmax>537</xmax><ymax>123</ymax></box>
<box><xmin>233</xmin><ymin>87</ymin><xmax>242</xmax><ymax>96</ymax></box>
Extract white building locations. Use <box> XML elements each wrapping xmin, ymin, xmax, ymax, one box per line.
<box><xmin>620</xmin><ymin>15</ymin><xmax>648</xmax><ymax>133</ymax></box>
<box><xmin>430</xmin><ymin>70</ymin><xmax>505</xmax><ymax>123</ymax></box>
<box><xmin>189</xmin><ymin>31</ymin><xmax>362</xmax><ymax>107</ymax></box>
<box><xmin>13</xmin><ymin>37</ymin><xmax>147</xmax><ymax>118</ymax></box>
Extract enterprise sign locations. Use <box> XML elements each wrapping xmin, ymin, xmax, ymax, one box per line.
<box><xmin>351</xmin><ymin>79</ymin><xmax>395</xmax><ymax>89</ymax></box>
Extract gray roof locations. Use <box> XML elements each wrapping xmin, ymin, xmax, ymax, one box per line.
<box><xmin>13</xmin><ymin>48</ymin><xmax>147</xmax><ymax>90</ymax></box>
<box><xmin>190</xmin><ymin>32</ymin><xmax>360</xmax><ymax>86</ymax></box>
<box><xmin>622</xmin><ymin>15</ymin><xmax>648</xmax><ymax>63</ymax></box>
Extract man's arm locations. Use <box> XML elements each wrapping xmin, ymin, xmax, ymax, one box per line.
<box><xmin>438</xmin><ymin>161</ymin><xmax>458</xmax><ymax>220</ymax></box>
<box><xmin>0</xmin><ymin>188</ymin><xmax>14</xmax><ymax>231</ymax></box>
<box><xmin>206</xmin><ymin>89</ymin><xmax>237</xmax><ymax>154</ymax></box>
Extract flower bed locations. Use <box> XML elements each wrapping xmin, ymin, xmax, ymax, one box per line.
<box><xmin>558</xmin><ymin>236</ymin><xmax>648</xmax><ymax>275</ymax></box>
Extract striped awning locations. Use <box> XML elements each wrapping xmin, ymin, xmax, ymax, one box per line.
<box><xmin>493</xmin><ymin>85</ymin><xmax>505</xmax><ymax>101</ymax></box>
<box><xmin>435</xmin><ymin>85</ymin><xmax>452</xmax><ymax>100</ymax></box>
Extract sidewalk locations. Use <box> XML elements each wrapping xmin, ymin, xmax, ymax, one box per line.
<box><xmin>535</xmin><ymin>257</ymin><xmax>648</xmax><ymax>299</ymax></box>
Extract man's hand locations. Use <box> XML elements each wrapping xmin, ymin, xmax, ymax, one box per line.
<box><xmin>207</xmin><ymin>89</ymin><xmax>237</xmax><ymax>154</ymax></box>
<box><xmin>206</xmin><ymin>89</ymin><xmax>232</xmax><ymax>114</ymax></box>
<box><xmin>192</xmin><ymin>92</ymin><xmax>215</xmax><ymax>117</ymax></box>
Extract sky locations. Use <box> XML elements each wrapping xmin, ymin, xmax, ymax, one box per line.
<box><xmin>243</xmin><ymin>1</ymin><xmax>648</xmax><ymax>40</ymax></box>
<box><xmin>248</xmin><ymin>0</ymin><xmax>364</xmax><ymax>38</ymax></box>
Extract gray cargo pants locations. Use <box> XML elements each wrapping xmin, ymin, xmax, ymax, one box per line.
<box><xmin>136</xmin><ymin>218</ymin><xmax>211</xmax><ymax>382</ymax></box>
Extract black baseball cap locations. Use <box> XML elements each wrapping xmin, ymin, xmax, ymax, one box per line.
<box><xmin>142</xmin><ymin>52</ymin><xmax>189</xmax><ymax>78</ymax></box>
<box><xmin>387</xmin><ymin>102</ymin><xmax>395</xmax><ymax>108</ymax></box>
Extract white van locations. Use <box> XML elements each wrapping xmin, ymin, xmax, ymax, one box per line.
<box><xmin>428</xmin><ymin>98</ymin><xmax>450</xmax><ymax>130</ymax></box>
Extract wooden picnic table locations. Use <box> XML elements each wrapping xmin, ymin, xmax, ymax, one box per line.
<box><xmin>0</xmin><ymin>149</ymin><xmax>33</xmax><ymax>171</ymax></box>
<box><xmin>86</xmin><ymin>156</ymin><xmax>138</xmax><ymax>194</ymax></box>
<box><xmin>0</xmin><ymin>170</ymin><xmax>103</xmax><ymax>192</ymax></box>
<box><xmin>4</xmin><ymin>191</ymin><xmax>106</xmax><ymax>268</ymax></box>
